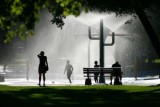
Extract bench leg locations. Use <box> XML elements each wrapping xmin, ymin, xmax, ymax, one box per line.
<box><xmin>85</xmin><ymin>78</ymin><xmax>92</xmax><ymax>85</ymax></box>
<box><xmin>0</xmin><ymin>75</ymin><xmax>5</xmax><ymax>82</ymax></box>
<box><xmin>114</xmin><ymin>77</ymin><xmax>122</xmax><ymax>85</ymax></box>
<box><xmin>135</xmin><ymin>77</ymin><xmax>137</xmax><ymax>81</ymax></box>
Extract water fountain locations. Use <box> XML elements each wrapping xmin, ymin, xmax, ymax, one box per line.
<box><xmin>2</xmin><ymin>9</ymin><xmax>160</xmax><ymax>85</ymax></box>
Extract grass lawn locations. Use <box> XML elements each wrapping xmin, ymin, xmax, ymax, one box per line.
<box><xmin>0</xmin><ymin>85</ymin><xmax>160</xmax><ymax>107</ymax></box>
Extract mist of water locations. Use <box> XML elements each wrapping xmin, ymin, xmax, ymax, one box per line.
<box><xmin>3</xmin><ymin>9</ymin><xmax>159</xmax><ymax>83</ymax></box>
<box><xmin>25</xmin><ymin>10</ymin><xmax>138</xmax><ymax>81</ymax></box>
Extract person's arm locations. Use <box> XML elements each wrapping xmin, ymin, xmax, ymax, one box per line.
<box><xmin>45</xmin><ymin>57</ymin><xmax>48</xmax><ymax>67</ymax></box>
<box><xmin>64</xmin><ymin>66</ymin><xmax>66</xmax><ymax>74</ymax></box>
<box><xmin>37</xmin><ymin>54</ymin><xmax>41</xmax><ymax>58</ymax></box>
<box><xmin>71</xmin><ymin>65</ymin><xmax>73</xmax><ymax>71</ymax></box>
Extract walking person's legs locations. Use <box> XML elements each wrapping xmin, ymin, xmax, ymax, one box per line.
<box><xmin>67</xmin><ymin>72</ymin><xmax>72</xmax><ymax>84</ymax></box>
<box><xmin>68</xmin><ymin>77</ymin><xmax>72</xmax><ymax>83</ymax></box>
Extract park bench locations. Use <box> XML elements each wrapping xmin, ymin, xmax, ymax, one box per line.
<box><xmin>83</xmin><ymin>67</ymin><xmax>113</xmax><ymax>85</ymax></box>
<box><xmin>0</xmin><ymin>72</ymin><xmax>6</xmax><ymax>82</ymax></box>
<box><xmin>83</xmin><ymin>67</ymin><xmax>122</xmax><ymax>85</ymax></box>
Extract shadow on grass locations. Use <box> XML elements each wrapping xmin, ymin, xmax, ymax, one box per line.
<box><xmin>0</xmin><ymin>86</ymin><xmax>160</xmax><ymax>107</ymax></box>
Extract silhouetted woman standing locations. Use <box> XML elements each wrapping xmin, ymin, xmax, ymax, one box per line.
<box><xmin>37</xmin><ymin>51</ymin><xmax>48</xmax><ymax>86</ymax></box>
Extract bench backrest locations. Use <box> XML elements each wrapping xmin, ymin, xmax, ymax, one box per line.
<box><xmin>83</xmin><ymin>67</ymin><xmax>121</xmax><ymax>73</ymax></box>
<box><xmin>0</xmin><ymin>72</ymin><xmax>6</xmax><ymax>74</ymax></box>
<box><xmin>83</xmin><ymin>67</ymin><xmax>121</xmax><ymax>78</ymax></box>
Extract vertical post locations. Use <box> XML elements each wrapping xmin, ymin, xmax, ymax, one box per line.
<box><xmin>88</xmin><ymin>26</ymin><xmax>91</xmax><ymax>67</ymax></box>
<box><xmin>88</xmin><ymin>40</ymin><xmax>91</xmax><ymax>67</ymax></box>
<box><xmin>100</xmin><ymin>19</ymin><xmax>104</xmax><ymax>67</ymax></box>
<box><xmin>25</xmin><ymin>38</ymin><xmax>29</xmax><ymax>81</ymax></box>
<box><xmin>99</xmin><ymin>19</ymin><xmax>105</xmax><ymax>84</ymax></box>
<box><xmin>26</xmin><ymin>58</ymin><xmax>29</xmax><ymax>81</ymax></box>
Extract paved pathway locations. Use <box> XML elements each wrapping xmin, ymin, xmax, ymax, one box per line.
<box><xmin>0</xmin><ymin>77</ymin><xmax>160</xmax><ymax>86</ymax></box>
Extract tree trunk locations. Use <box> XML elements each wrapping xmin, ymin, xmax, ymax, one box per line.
<box><xmin>134</xmin><ymin>8</ymin><xmax>160</xmax><ymax>58</ymax></box>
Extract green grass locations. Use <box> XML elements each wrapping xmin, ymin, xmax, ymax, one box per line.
<box><xmin>0</xmin><ymin>85</ymin><xmax>160</xmax><ymax>107</ymax></box>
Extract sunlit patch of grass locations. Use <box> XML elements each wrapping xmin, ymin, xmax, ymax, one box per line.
<box><xmin>30</xmin><ymin>93</ymin><xmax>44</xmax><ymax>98</ymax></box>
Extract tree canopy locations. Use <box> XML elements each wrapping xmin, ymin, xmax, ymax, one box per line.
<box><xmin>1</xmin><ymin>0</ymin><xmax>160</xmax><ymax>57</ymax></box>
<box><xmin>49</xmin><ymin>0</ymin><xmax>160</xmax><ymax>28</ymax></box>
<box><xmin>0</xmin><ymin>0</ymin><xmax>49</xmax><ymax>43</ymax></box>
<box><xmin>1</xmin><ymin>0</ymin><xmax>160</xmax><ymax>42</ymax></box>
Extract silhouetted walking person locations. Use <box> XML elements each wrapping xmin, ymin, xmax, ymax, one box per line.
<box><xmin>94</xmin><ymin>61</ymin><xmax>99</xmax><ymax>83</ymax></box>
<box><xmin>37</xmin><ymin>51</ymin><xmax>48</xmax><ymax>86</ymax></box>
<box><xmin>110</xmin><ymin>62</ymin><xmax>122</xmax><ymax>85</ymax></box>
<box><xmin>64</xmin><ymin>60</ymin><xmax>73</xmax><ymax>84</ymax></box>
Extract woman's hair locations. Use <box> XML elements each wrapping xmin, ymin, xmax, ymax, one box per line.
<box><xmin>40</xmin><ymin>51</ymin><xmax>44</xmax><ymax>55</ymax></box>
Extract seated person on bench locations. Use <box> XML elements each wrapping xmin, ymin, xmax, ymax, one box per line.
<box><xmin>94</xmin><ymin>61</ymin><xmax>100</xmax><ymax>83</ymax></box>
<box><xmin>110</xmin><ymin>62</ymin><xmax>122</xmax><ymax>85</ymax></box>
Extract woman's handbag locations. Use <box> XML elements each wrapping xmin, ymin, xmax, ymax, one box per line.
<box><xmin>45</xmin><ymin>66</ymin><xmax>49</xmax><ymax>71</ymax></box>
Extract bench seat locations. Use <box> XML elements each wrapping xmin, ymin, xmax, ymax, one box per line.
<box><xmin>83</xmin><ymin>68</ymin><xmax>113</xmax><ymax>85</ymax></box>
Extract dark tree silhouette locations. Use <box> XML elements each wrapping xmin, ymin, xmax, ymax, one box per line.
<box><xmin>1</xmin><ymin>0</ymin><xmax>160</xmax><ymax>57</ymax></box>
<box><xmin>0</xmin><ymin>0</ymin><xmax>49</xmax><ymax>42</ymax></box>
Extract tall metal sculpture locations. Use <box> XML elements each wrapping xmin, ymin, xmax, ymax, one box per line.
<box><xmin>88</xmin><ymin>19</ymin><xmax>115</xmax><ymax>84</ymax></box>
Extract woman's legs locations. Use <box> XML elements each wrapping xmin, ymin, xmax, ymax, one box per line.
<box><xmin>38</xmin><ymin>73</ymin><xmax>46</xmax><ymax>86</ymax></box>
<box><xmin>42</xmin><ymin>73</ymin><xmax>46</xmax><ymax>86</ymax></box>
<box><xmin>38</xmin><ymin>73</ymin><xmax>41</xmax><ymax>86</ymax></box>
